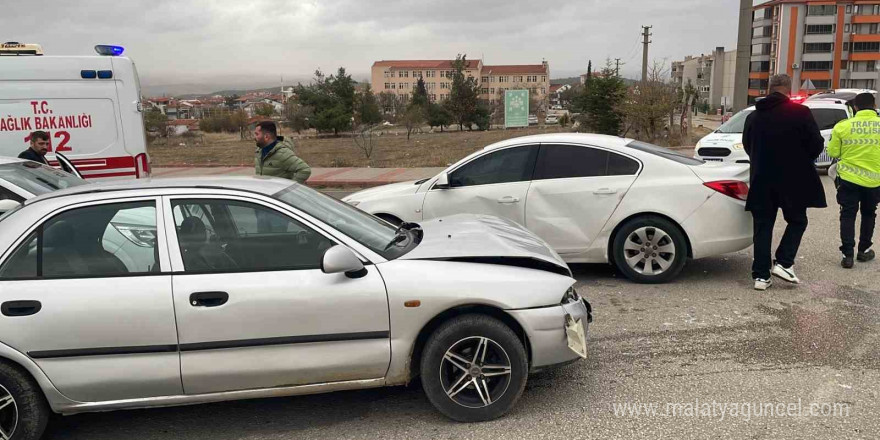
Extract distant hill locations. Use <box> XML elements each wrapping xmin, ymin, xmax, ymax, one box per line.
<box><xmin>551</xmin><ymin>77</ymin><xmax>582</xmax><ymax>86</ymax></box>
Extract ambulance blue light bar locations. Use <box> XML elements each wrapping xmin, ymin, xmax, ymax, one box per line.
<box><xmin>94</xmin><ymin>45</ymin><xmax>124</xmax><ymax>56</ymax></box>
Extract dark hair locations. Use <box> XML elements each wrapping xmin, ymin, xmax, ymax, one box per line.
<box><xmin>854</xmin><ymin>93</ymin><xmax>875</xmax><ymax>111</ymax></box>
<box><xmin>30</xmin><ymin>131</ymin><xmax>50</xmax><ymax>142</ymax></box>
<box><xmin>256</xmin><ymin>121</ymin><xmax>277</xmax><ymax>138</ymax></box>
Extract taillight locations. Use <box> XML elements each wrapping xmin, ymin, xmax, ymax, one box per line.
<box><xmin>703</xmin><ymin>180</ymin><xmax>749</xmax><ymax>201</ymax></box>
<box><xmin>135</xmin><ymin>153</ymin><xmax>151</xmax><ymax>179</ymax></box>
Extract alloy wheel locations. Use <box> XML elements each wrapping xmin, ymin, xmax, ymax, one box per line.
<box><xmin>0</xmin><ymin>384</ymin><xmax>18</xmax><ymax>440</ymax></box>
<box><xmin>440</xmin><ymin>336</ymin><xmax>512</xmax><ymax>408</ymax></box>
<box><xmin>622</xmin><ymin>226</ymin><xmax>676</xmax><ymax>276</ymax></box>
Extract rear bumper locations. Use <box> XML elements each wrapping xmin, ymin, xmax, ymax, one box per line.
<box><xmin>683</xmin><ymin>192</ymin><xmax>753</xmax><ymax>259</ymax></box>
<box><xmin>508</xmin><ymin>298</ymin><xmax>592</xmax><ymax>371</ymax></box>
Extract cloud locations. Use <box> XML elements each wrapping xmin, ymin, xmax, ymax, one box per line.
<box><xmin>3</xmin><ymin>0</ymin><xmax>741</xmax><ymax>87</ymax></box>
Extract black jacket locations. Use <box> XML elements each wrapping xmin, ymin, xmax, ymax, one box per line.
<box><xmin>17</xmin><ymin>148</ymin><xmax>48</xmax><ymax>165</ymax></box>
<box><xmin>742</xmin><ymin>92</ymin><xmax>827</xmax><ymax>211</ymax></box>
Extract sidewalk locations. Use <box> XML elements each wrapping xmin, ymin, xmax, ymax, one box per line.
<box><xmin>152</xmin><ymin>167</ymin><xmax>445</xmax><ymax>188</ymax></box>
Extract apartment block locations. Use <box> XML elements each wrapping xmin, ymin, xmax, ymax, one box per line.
<box><xmin>370</xmin><ymin>59</ymin><xmax>550</xmax><ymax>110</ymax></box>
<box><xmin>671</xmin><ymin>47</ymin><xmax>738</xmax><ymax>110</ymax></box>
<box><xmin>749</xmin><ymin>1</ymin><xmax>880</xmax><ymax>103</ymax></box>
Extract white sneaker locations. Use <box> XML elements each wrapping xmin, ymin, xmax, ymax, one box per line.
<box><xmin>771</xmin><ymin>264</ymin><xmax>800</xmax><ymax>284</ymax></box>
<box><xmin>754</xmin><ymin>278</ymin><xmax>773</xmax><ymax>291</ymax></box>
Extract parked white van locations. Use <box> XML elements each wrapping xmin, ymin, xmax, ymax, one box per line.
<box><xmin>0</xmin><ymin>43</ymin><xmax>150</xmax><ymax>179</ymax></box>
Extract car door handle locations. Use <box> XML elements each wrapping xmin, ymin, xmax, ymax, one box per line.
<box><xmin>497</xmin><ymin>196</ymin><xmax>521</xmax><ymax>204</ymax></box>
<box><xmin>593</xmin><ymin>188</ymin><xmax>618</xmax><ymax>195</ymax></box>
<box><xmin>1</xmin><ymin>300</ymin><xmax>41</xmax><ymax>317</ymax></box>
<box><xmin>189</xmin><ymin>292</ymin><xmax>229</xmax><ymax>308</ymax></box>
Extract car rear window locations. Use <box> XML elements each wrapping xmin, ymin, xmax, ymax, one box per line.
<box><xmin>810</xmin><ymin>108</ymin><xmax>849</xmax><ymax>130</ymax></box>
<box><xmin>625</xmin><ymin>140</ymin><xmax>704</xmax><ymax>165</ymax></box>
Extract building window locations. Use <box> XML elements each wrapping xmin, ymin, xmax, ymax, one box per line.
<box><xmin>499</xmin><ymin>76</ymin><xmax>509</xmax><ymax>82</ymax></box>
<box><xmin>802</xmin><ymin>61</ymin><xmax>834</xmax><ymax>71</ymax></box>
<box><xmin>854</xmin><ymin>5</ymin><xmax>880</xmax><ymax>15</ymax></box>
<box><xmin>390</xmin><ymin>71</ymin><xmax>396</xmax><ymax>78</ymax></box>
<box><xmin>853</xmin><ymin>41</ymin><xmax>880</xmax><ymax>52</ymax></box>
<box><xmin>542</xmin><ymin>76</ymin><xmax>546</xmax><ymax>82</ymax></box>
<box><xmin>841</xmin><ymin>60</ymin><xmax>849</xmax><ymax>70</ymax></box>
<box><xmin>752</xmin><ymin>43</ymin><xmax>772</xmax><ymax>55</ymax></box>
<box><xmin>490</xmin><ymin>88</ymin><xmax>495</xmax><ymax>94</ymax></box>
<box><xmin>750</xmin><ymin>61</ymin><xmax>770</xmax><ymax>72</ymax></box>
<box><xmin>514</xmin><ymin>76</ymin><xmax>523</xmax><ymax>82</ymax></box>
<box><xmin>805</xmin><ymin>24</ymin><xmax>834</xmax><ymax>34</ymax></box>
<box><xmin>481</xmin><ymin>76</ymin><xmax>489</xmax><ymax>83</ymax></box>
<box><xmin>402</xmin><ymin>71</ymin><xmax>409</xmax><ymax>78</ymax></box>
<box><xmin>804</xmin><ymin>42</ymin><xmax>833</xmax><ymax>53</ymax></box>
<box><xmin>844</xmin><ymin>42</ymin><xmax>851</xmax><ymax>51</ymax></box>
<box><xmin>541</xmin><ymin>87</ymin><xmax>545</xmax><ymax>94</ymax></box>
<box><xmin>749</xmin><ymin>79</ymin><xmax>769</xmax><ymax>90</ymax></box>
<box><xmin>481</xmin><ymin>88</ymin><xmax>489</xmax><ymax>94</ymax></box>
<box><xmin>384</xmin><ymin>71</ymin><xmax>390</xmax><ymax>78</ymax></box>
<box><xmin>390</xmin><ymin>83</ymin><xmax>396</xmax><ymax>90</ymax></box>
<box><xmin>384</xmin><ymin>82</ymin><xmax>391</xmax><ymax>90</ymax></box>
<box><xmin>426</xmin><ymin>70</ymin><xmax>435</xmax><ymax>78</ymax></box>
<box><xmin>807</xmin><ymin>5</ymin><xmax>836</xmax><ymax>16</ymax></box>
<box><xmin>847</xmin><ymin>5</ymin><xmax>852</xmax><ymax>14</ymax></box>
<box><xmin>845</xmin><ymin>24</ymin><xmax>851</xmax><ymax>33</ymax></box>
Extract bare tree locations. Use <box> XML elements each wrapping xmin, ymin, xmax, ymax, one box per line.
<box><xmin>619</xmin><ymin>62</ymin><xmax>679</xmax><ymax>143</ymax></box>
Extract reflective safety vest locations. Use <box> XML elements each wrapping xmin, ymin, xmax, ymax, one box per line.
<box><xmin>828</xmin><ymin>109</ymin><xmax>880</xmax><ymax>188</ymax></box>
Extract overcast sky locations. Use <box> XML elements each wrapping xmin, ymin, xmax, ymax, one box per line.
<box><xmin>4</xmin><ymin>0</ymin><xmax>742</xmax><ymax>94</ymax></box>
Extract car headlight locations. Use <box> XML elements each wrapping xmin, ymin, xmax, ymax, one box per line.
<box><xmin>732</xmin><ymin>143</ymin><xmax>744</xmax><ymax>151</ymax></box>
<box><xmin>111</xmin><ymin>223</ymin><xmax>157</xmax><ymax>248</ymax></box>
<box><xmin>562</xmin><ymin>286</ymin><xmax>580</xmax><ymax>304</ymax></box>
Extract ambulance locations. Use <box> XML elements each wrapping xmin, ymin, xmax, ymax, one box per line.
<box><xmin>0</xmin><ymin>42</ymin><xmax>150</xmax><ymax>179</ymax></box>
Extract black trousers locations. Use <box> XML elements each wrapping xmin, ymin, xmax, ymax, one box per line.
<box><xmin>751</xmin><ymin>205</ymin><xmax>808</xmax><ymax>280</ymax></box>
<box><xmin>837</xmin><ymin>179</ymin><xmax>880</xmax><ymax>258</ymax></box>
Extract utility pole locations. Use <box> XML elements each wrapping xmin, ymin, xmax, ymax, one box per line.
<box><xmin>615</xmin><ymin>58</ymin><xmax>621</xmax><ymax>77</ymax></box>
<box><xmin>733</xmin><ymin>0</ymin><xmax>752</xmax><ymax>111</ymax></box>
<box><xmin>641</xmin><ymin>25</ymin><xmax>652</xmax><ymax>82</ymax></box>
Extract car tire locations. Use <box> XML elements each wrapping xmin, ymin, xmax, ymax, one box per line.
<box><xmin>0</xmin><ymin>361</ymin><xmax>50</xmax><ymax>440</ymax></box>
<box><xmin>420</xmin><ymin>314</ymin><xmax>528</xmax><ymax>422</ymax></box>
<box><xmin>612</xmin><ymin>215</ymin><xmax>688</xmax><ymax>284</ymax></box>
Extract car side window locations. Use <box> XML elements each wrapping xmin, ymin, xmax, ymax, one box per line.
<box><xmin>0</xmin><ymin>201</ymin><xmax>159</xmax><ymax>279</ymax></box>
<box><xmin>172</xmin><ymin>199</ymin><xmax>334</xmax><ymax>273</ymax></box>
<box><xmin>534</xmin><ymin>144</ymin><xmax>608</xmax><ymax>180</ymax></box>
<box><xmin>0</xmin><ymin>186</ymin><xmax>23</xmax><ymax>203</ymax></box>
<box><xmin>607</xmin><ymin>152</ymin><xmax>640</xmax><ymax>176</ymax></box>
<box><xmin>449</xmin><ymin>145</ymin><xmax>539</xmax><ymax>187</ymax></box>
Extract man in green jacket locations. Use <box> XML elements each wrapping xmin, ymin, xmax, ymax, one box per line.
<box><xmin>828</xmin><ymin>92</ymin><xmax>880</xmax><ymax>268</ymax></box>
<box><xmin>254</xmin><ymin>121</ymin><xmax>311</xmax><ymax>184</ymax></box>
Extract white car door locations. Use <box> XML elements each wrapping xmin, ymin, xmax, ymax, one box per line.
<box><xmin>0</xmin><ymin>198</ymin><xmax>181</xmax><ymax>402</ymax></box>
<box><xmin>164</xmin><ymin>196</ymin><xmax>391</xmax><ymax>395</ymax></box>
<box><xmin>525</xmin><ymin>144</ymin><xmax>641</xmax><ymax>257</ymax></box>
<box><xmin>421</xmin><ymin>144</ymin><xmax>539</xmax><ymax>226</ymax></box>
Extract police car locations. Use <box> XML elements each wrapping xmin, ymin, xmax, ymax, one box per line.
<box><xmin>694</xmin><ymin>96</ymin><xmax>853</xmax><ymax>167</ymax></box>
<box><xmin>0</xmin><ymin>42</ymin><xmax>150</xmax><ymax>180</ymax></box>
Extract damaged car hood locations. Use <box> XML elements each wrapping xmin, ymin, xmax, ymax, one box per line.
<box><xmin>398</xmin><ymin>214</ymin><xmax>571</xmax><ymax>276</ymax></box>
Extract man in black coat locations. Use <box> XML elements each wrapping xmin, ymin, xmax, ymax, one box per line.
<box><xmin>742</xmin><ymin>74</ymin><xmax>826</xmax><ymax>291</ymax></box>
<box><xmin>17</xmin><ymin>131</ymin><xmax>50</xmax><ymax>165</ymax></box>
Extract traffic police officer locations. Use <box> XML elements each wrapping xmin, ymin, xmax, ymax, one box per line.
<box><xmin>828</xmin><ymin>92</ymin><xmax>880</xmax><ymax>268</ymax></box>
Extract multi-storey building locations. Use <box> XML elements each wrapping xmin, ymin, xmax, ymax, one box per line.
<box><xmin>671</xmin><ymin>47</ymin><xmax>738</xmax><ymax>110</ymax></box>
<box><xmin>749</xmin><ymin>1</ymin><xmax>880</xmax><ymax>103</ymax></box>
<box><xmin>370</xmin><ymin>59</ymin><xmax>550</xmax><ymax>110</ymax></box>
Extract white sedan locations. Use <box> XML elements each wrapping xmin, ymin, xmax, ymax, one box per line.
<box><xmin>344</xmin><ymin>133</ymin><xmax>753</xmax><ymax>284</ymax></box>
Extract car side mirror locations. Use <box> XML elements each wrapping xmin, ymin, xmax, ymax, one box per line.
<box><xmin>434</xmin><ymin>172</ymin><xmax>451</xmax><ymax>189</ymax></box>
<box><xmin>321</xmin><ymin>245</ymin><xmax>366</xmax><ymax>278</ymax></box>
<box><xmin>0</xmin><ymin>199</ymin><xmax>21</xmax><ymax>214</ymax></box>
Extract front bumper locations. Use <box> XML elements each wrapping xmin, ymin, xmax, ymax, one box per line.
<box><xmin>508</xmin><ymin>297</ymin><xmax>592</xmax><ymax>371</ymax></box>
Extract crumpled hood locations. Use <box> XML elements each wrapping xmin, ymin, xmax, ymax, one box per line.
<box><xmin>343</xmin><ymin>180</ymin><xmax>421</xmax><ymax>202</ymax></box>
<box><xmin>398</xmin><ymin>214</ymin><xmax>571</xmax><ymax>276</ymax></box>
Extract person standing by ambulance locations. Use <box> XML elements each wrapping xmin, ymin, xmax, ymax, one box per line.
<box><xmin>18</xmin><ymin>131</ymin><xmax>50</xmax><ymax>165</ymax></box>
<box><xmin>828</xmin><ymin>92</ymin><xmax>880</xmax><ymax>268</ymax></box>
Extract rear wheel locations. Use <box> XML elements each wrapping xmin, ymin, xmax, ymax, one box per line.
<box><xmin>612</xmin><ymin>216</ymin><xmax>687</xmax><ymax>284</ymax></box>
<box><xmin>0</xmin><ymin>361</ymin><xmax>50</xmax><ymax>440</ymax></box>
<box><xmin>420</xmin><ymin>315</ymin><xmax>527</xmax><ymax>422</ymax></box>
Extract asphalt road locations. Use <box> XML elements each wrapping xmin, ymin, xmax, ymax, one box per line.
<box><xmin>47</xmin><ymin>178</ymin><xmax>880</xmax><ymax>439</ymax></box>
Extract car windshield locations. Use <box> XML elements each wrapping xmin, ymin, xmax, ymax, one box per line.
<box><xmin>626</xmin><ymin>140</ymin><xmax>704</xmax><ymax>165</ymax></box>
<box><xmin>716</xmin><ymin>109</ymin><xmax>754</xmax><ymax>134</ymax></box>
<box><xmin>272</xmin><ymin>183</ymin><xmax>417</xmax><ymax>260</ymax></box>
<box><xmin>0</xmin><ymin>161</ymin><xmax>87</xmax><ymax>196</ymax></box>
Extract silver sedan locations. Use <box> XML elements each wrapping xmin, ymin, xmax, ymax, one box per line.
<box><xmin>0</xmin><ymin>176</ymin><xmax>591</xmax><ymax>439</ymax></box>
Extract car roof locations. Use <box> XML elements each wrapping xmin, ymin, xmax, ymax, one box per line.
<box><xmin>0</xmin><ymin>156</ymin><xmax>27</xmax><ymax>166</ymax></box>
<box><xmin>483</xmin><ymin>133</ymin><xmax>632</xmax><ymax>151</ymax></box>
<box><xmin>25</xmin><ymin>176</ymin><xmax>294</xmax><ymax>206</ymax></box>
